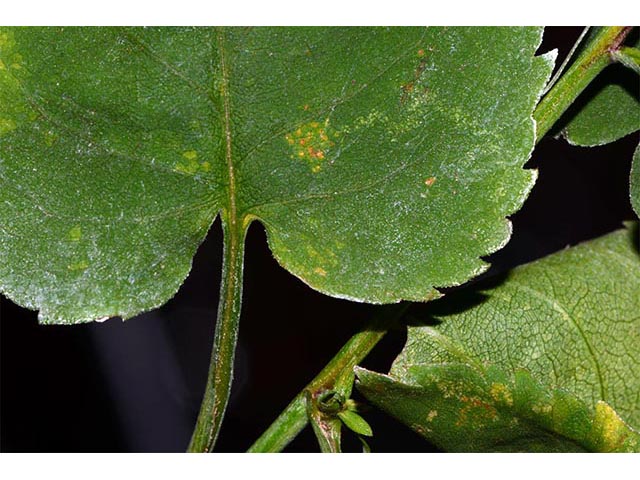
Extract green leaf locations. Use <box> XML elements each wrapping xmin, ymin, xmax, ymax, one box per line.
<box><xmin>357</xmin><ymin>226</ymin><xmax>640</xmax><ymax>452</ymax></box>
<box><xmin>562</xmin><ymin>36</ymin><xmax>640</xmax><ymax>146</ymax></box>
<box><xmin>337</xmin><ymin>409</ymin><xmax>373</xmax><ymax>437</ymax></box>
<box><xmin>631</xmin><ymin>143</ymin><xmax>640</xmax><ymax>218</ymax></box>
<box><xmin>0</xmin><ymin>27</ymin><xmax>553</xmax><ymax>324</ymax></box>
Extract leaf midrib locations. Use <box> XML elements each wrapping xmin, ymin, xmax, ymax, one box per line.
<box><xmin>215</xmin><ymin>28</ymin><xmax>239</xmax><ymax>230</ymax></box>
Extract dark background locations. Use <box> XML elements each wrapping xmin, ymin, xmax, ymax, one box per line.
<box><xmin>1</xmin><ymin>27</ymin><xmax>638</xmax><ymax>453</ymax></box>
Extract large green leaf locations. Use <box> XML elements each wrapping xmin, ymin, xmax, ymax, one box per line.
<box><xmin>357</xmin><ymin>226</ymin><xmax>640</xmax><ymax>452</ymax></box>
<box><xmin>0</xmin><ymin>27</ymin><xmax>553</xmax><ymax>324</ymax></box>
<box><xmin>562</xmin><ymin>35</ymin><xmax>639</xmax><ymax>147</ymax></box>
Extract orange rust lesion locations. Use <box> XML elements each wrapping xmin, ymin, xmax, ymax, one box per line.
<box><xmin>285</xmin><ymin>120</ymin><xmax>336</xmax><ymax>173</ymax></box>
<box><xmin>424</xmin><ymin>176</ymin><xmax>436</xmax><ymax>187</ymax></box>
<box><xmin>455</xmin><ymin>395</ymin><xmax>498</xmax><ymax>427</ymax></box>
<box><xmin>400</xmin><ymin>82</ymin><xmax>415</xmax><ymax>105</ymax></box>
<box><xmin>401</xmin><ymin>82</ymin><xmax>415</xmax><ymax>94</ymax></box>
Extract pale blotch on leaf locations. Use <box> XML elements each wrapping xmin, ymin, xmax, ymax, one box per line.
<box><xmin>313</xmin><ymin>266</ymin><xmax>327</xmax><ymax>277</ymax></box>
<box><xmin>0</xmin><ymin>31</ymin><xmax>15</xmax><ymax>49</ymax></box>
<box><xmin>489</xmin><ymin>382</ymin><xmax>513</xmax><ymax>407</ymax></box>
<box><xmin>68</xmin><ymin>225</ymin><xmax>82</xmax><ymax>242</ymax></box>
<box><xmin>531</xmin><ymin>403</ymin><xmax>552</xmax><ymax>415</ymax></box>
<box><xmin>67</xmin><ymin>260</ymin><xmax>88</xmax><ymax>271</ymax></box>
<box><xmin>285</xmin><ymin>120</ymin><xmax>336</xmax><ymax>173</ymax></box>
<box><xmin>0</xmin><ymin>32</ymin><xmax>24</xmax><ymax>70</ymax></box>
<box><xmin>174</xmin><ymin>150</ymin><xmax>210</xmax><ymax>175</ymax></box>
<box><xmin>183</xmin><ymin>150</ymin><xmax>198</xmax><ymax>161</ymax></box>
<box><xmin>1</xmin><ymin>34</ymin><xmax>29</xmax><ymax>136</ymax></box>
<box><xmin>305</xmin><ymin>244</ymin><xmax>338</xmax><ymax>268</ymax></box>
<box><xmin>0</xmin><ymin>118</ymin><xmax>16</xmax><ymax>136</ymax></box>
<box><xmin>593</xmin><ymin>401</ymin><xmax>638</xmax><ymax>452</ymax></box>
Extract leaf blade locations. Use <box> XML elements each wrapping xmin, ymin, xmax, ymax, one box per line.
<box><xmin>239</xmin><ymin>27</ymin><xmax>553</xmax><ymax>302</ymax></box>
<box><xmin>1</xmin><ymin>27</ymin><xmax>553</xmax><ymax>323</ymax></box>
<box><xmin>0</xmin><ymin>27</ymin><xmax>222</xmax><ymax>323</ymax></box>
<box><xmin>357</xmin><ymin>226</ymin><xmax>640</xmax><ymax>452</ymax></box>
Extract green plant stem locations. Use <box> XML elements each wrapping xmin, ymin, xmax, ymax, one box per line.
<box><xmin>188</xmin><ymin>29</ymin><xmax>247</xmax><ymax>452</ymax></box>
<box><xmin>188</xmin><ymin>215</ymin><xmax>247</xmax><ymax>452</ymax></box>
<box><xmin>533</xmin><ymin>26</ymin><xmax>633</xmax><ymax>141</ymax></box>
<box><xmin>613</xmin><ymin>46</ymin><xmax>640</xmax><ymax>74</ymax></box>
<box><xmin>247</xmin><ymin>304</ymin><xmax>408</xmax><ymax>452</ymax></box>
<box><xmin>306</xmin><ymin>390</ymin><xmax>343</xmax><ymax>453</ymax></box>
<box><xmin>541</xmin><ymin>26</ymin><xmax>590</xmax><ymax>96</ymax></box>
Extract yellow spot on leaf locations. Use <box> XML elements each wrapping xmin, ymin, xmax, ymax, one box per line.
<box><xmin>593</xmin><ymin>401</ymin><xmax>632</xmax><ymax>452</ymax></box>
<box><xmin>424</xmin><ymin>176</ymin><xmax>436</xmax><ymax>187</ymax></box>
<box><xmin>489</xmin><ymin>383</ymin><xmax>513</xmax><ymax>406</ymax></box>
<box><xmin>532</xmin><ymin>403</ymin><xmax>552</xmax><ymax>415</ymax></box>
<box><xmin>182</xmin><ymin>150</ymin><xmax>198</xmax><ymax>160</ymax></box>
<box><xmin>0</xmin><ymin>118</ymin><xmax>17</xmax><ymax>136</ymax></box>
<box><xmin>68</xmin><ymin>225</ymin><xmax>82</xmax><ymax>242</ymax></box>
<box><xmin>175</xmin><ymin>150</ymin><xmax>210</xmax><ymax>175</ymax></box>
<box><xmin>314</xmin><ymin>267</ymin><xmax>327</xmax><ymax>277</ymax></box>
<box><xmin>427</xmin><ymin>410</ymin><xmax>438</xmax><ymax>422</ymax></box>
<box><xmin>0</xmin><ymin>32</ymin><xmax>14</xmax><ymax>48</ymax></box>
<box><xmin>67</xmin><ymin>260</ymin><xmax>89</xmax><ymax>271</ymax></box>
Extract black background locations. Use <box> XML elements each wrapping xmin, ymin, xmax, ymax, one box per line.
<box><xmin>1</xmin><ymin>27</ymin><xmax>638</xmax><ymax>452</ymax></box>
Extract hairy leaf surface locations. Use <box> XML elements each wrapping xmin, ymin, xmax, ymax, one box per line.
<box><xmin>357</xmin><ymin>226</ymin><xmax>640</xmax><ymax>452</ymax></box>
<box><xmin>0</xmin><ymin>27</ymin><xmax>552</xmax><ymax>323</ymax></box>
